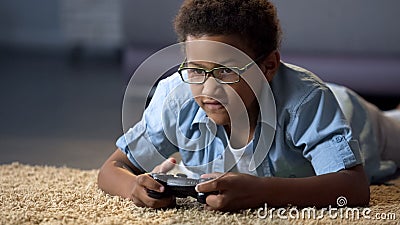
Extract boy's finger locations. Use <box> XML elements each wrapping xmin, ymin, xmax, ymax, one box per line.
<box><xmin>143</xmin><ymin>194</ymin><xmax>176</xmax><ymax>208</ymax></box>
<box><xmin>203</xmin><ymin>194</ymin><xmax>222</xmax><ymax>210</ymax></box>
<box><xmin>152</xmin><ymin>157</ymin><xmax>176</xmax><ymax>173</ymax></box>
<box><xmin>136</xmin><ymin>174</ymin><xmax>165</xmax><ymax>192</ymax></box>
<box><xmin>200</xmin><ymin>172</ymin><xmax>222</xmax><ymax>179</ymax></box>
<box><xmin>196</xmin><ymin>172</ymin><xmax>228</xmax><ymax>193</ymax></box>
<box><xmin>195</xmin><ymin>178</ymin><xmax>219</xmax><ymax>193</ymax></box>
<box><xmin>159</xmin><ymin>157</ymin><xmax>176</xmax><ymax>173</ymax></box>
<box><xmin>154</xmin><ymin>196</ymin><xmax>176</xmax><ymax>208</ymax></box>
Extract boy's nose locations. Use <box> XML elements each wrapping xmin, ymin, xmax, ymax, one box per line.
<box><xmin>201</xmin><ymin>76</ymin><xmax>221</xmax><ymax>96</ymax></box>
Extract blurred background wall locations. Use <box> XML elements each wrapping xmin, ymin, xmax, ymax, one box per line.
<box><xmin>121</xmin><ymin>0</ymin><xmax>400</xmax><ymax>54</ymax></box>
<box><xmin>2</xmin><ymin>0</ymin><xmax>400</xmax><ymax>57</ymax></box>
<box><xmin>0</xmin><ymin>0</ymin><xmax>399</xmax><ymax>169</ymax></box>
<box><xmin>121</xmin><ymin>0</ymin><xmax>400</xmax><ymax>96</ymax></box>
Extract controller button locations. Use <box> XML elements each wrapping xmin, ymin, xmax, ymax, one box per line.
<box><xmin>176</xmin><ymin>173</ymin><xmax>187</xmax><ymax>178</ymax></box>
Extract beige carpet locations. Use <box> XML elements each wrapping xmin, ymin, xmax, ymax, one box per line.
<box><xmin>1</xmin><ymin>163</ymin><xmax>399</xmax><ymax>225</ymax></box>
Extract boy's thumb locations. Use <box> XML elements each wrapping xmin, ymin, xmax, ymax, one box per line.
<box><xmin>153</xmin><ymin>157</ymin><xmax>176</xmax><ymax>173</ymax></box>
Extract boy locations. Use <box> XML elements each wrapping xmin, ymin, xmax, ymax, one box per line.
<box><xmin>98</xmin><ymin>0</ymin><xmax>400</xmax><ymax>211</ymax></box>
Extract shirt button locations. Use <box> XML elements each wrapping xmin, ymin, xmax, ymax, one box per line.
<box><xmin>335</xmin><ymin>136</ymin><xmax>344</xmax><ymax>143</ymax></box>
<box><xmin>217</xmin><ymin>154</ymin><xmax>223</xmax><ymax>160</ymax></box>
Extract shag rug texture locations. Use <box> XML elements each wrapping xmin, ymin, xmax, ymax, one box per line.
<box><xmin>1</xmin><ymin>163</ymin><xmax>399</xmax><ymax>225</ymax></box>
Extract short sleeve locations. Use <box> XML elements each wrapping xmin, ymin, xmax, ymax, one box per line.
<box><xmin>287</xmin><ymin>87</ymin><xmax>363</xmax><ymax>175</ymax></box>
<box><xmin>116</xmin><ymin>77</ymin><xmax>180</xmax><ymax>172</ymax></box>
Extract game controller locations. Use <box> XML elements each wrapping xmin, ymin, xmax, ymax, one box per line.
<box><xmin>147</xmin><ymin>173</ymin><xmax>216</xmax><ymax>204</ymax></box>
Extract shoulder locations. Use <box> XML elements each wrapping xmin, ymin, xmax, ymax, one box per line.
<box><xmin>145</xmin><ymin>72</ymin><xmax>200</xmax><ymax>124</ymax></box>
<box><xmin>156</xmin><ymin>72</ymin><xmax>187</xmax><ymax>94</ymax></box>
<box><xmin>271</xmin><ymin>62</ymin><xmax>332</xmax><ymax>113</ymax></box>
<box><xmin>149</xmin><ymin>72</ymin><xmax>193</xmax><ymax>108</ymax></box>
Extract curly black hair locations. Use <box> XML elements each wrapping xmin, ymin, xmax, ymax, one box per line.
<box><xmin>174</xmin><ymin>0</ymin><xmax>282</xmax><ymax>57</ymax></box>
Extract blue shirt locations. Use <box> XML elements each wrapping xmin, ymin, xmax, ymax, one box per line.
<box><xmin>117</xmin><ymin>62</ymin><xmax>394</xmax><ymax>181</ymax></box>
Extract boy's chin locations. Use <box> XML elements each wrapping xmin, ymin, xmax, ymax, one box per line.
<box><xmin>206</xmin><ymin>114</ymin><xmax>230</xmax><ymax>126</ymax></box>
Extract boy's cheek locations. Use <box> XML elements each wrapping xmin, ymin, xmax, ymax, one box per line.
<box><xmin>190</xmin><ymin>84</ymin><xmax>202</xmax><ymax>96</ymax></box>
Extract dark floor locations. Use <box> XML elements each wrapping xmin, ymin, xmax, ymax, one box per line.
<box><xmin>0</xmin><ymin>48</ymin><xmax>399</xmax><ymax>170</ymax></box>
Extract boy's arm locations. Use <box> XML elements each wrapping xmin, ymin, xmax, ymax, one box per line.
<box><xmin>196</xmin><ymin>164</ymin><xmax>370</xmax><ymax>211</ymax></box>
<box><xmin>97</xmin><ymin>149</ymin><xmax>142</xmax><ymax>198</ymax></box>
<box><xmin>97</xmin><ymin>149</ymin><xmax>176</xmax><ymax>208</ymax></box>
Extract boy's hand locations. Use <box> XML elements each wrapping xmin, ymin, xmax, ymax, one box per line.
<box><xmin>129</xmin><ymin>157</ymin><xmax>177</xmax><ymax>208</ymax></box>
<box><xmin>196</xmin><ymin>172</ymin><xmax>266</xmax><ymax>211</ymax></box>
<box><xmin>130</xmin><ymin>173</ymin><xmax>175</xmax><ymax>208</ymax></box>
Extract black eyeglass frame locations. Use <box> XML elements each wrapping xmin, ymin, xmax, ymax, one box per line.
<box><xmin>177</xmin><ymin>54</ymin><xmax>267</xmax><ymax>84</ymax></box>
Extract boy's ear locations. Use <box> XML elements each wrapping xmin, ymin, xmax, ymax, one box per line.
<box><xmin>260</xmin><ymin>50</ymin><xmax>280</xmax><ymax>82</ymax></box>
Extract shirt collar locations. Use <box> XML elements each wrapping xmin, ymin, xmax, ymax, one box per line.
<box><xmin>191</xmin><ymin>106</ymin><xmax>208</xmax><ymax>127</ymax></box>
<box><xmin>257</xmin><ymin>82</ymin><xmax>276</xmax><ymax>127</ymax></box>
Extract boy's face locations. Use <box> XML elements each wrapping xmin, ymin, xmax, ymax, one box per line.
<box><xmin>185</xmin><ymin>35</ymin><xmax>264</xmax><ymax>127</ymax></box>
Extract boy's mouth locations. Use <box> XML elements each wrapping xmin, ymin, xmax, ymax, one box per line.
<box><xmin>202</xmin><ymin>99</ymin><xmax>226</xmax><ymax>110</ymax></box>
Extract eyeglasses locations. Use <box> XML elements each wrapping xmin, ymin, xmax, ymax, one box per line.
<box><xmin>178</xmin><ymin>54</ymin><xmax>266</xmax><ymax>84</ymax></box>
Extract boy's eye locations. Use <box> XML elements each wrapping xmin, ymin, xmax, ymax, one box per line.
<box><xmin>218</xmin><ymin>68</ymin><xmax>238</xmax><ymax>76</ymax></box>
<box><xmin>220</xmin><ymin>68</ymin><xmax>234</xmax><ymax>74</ymax></box>
<box><xmin>188</xmin><ymin>68</ymin><xmax>205</xmax><ymax>75</ymax></box>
